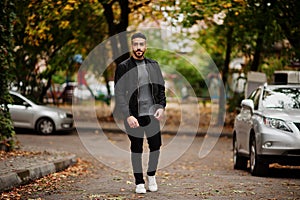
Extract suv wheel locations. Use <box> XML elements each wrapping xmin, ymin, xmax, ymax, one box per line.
<box><xmin>233</xmin><ymin>135</ymin><xmax>248</xmax><ymax>170</ymax></box>
<box><xmin>36</xmin><ymin>118</ymin><xmax>55</xmax><ymax>135</ymax></box>
<box><xmin>250</xmin><ymin>136</ymin><xmax>268</xmax><ymax>176</ymax></box>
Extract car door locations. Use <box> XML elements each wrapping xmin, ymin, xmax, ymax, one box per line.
<box><xmin>243</xmin><ymin>88</ymin><xmax>261</xmax><ymax>153</ymax></box>
<box><xmin>235</xmin><ymin>88</ymin><xmax>260</xmax><ymax>154</ymax></box>
<box><xmin>8</xmin><ymin>94</ymin><xmax>34</xmax><ymax>128</ymax></box>
<box><xmin>235</xmin><ymin>105</ymin><xmax>253</xmax><ymax>154</ymax></box>
<box><xmin>239</xmin><ymin>105</ymin><xmax>253</xmax><ymax>153</ymax></box>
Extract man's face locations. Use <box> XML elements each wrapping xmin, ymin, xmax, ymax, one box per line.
<box><xmin>132</xmin><ymin>38</ymin><xmax>146</xmax><ymax>59</ymax></box>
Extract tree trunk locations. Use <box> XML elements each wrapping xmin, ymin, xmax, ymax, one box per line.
<box><xmin>101</xmin><ymin>0</ymin><xmax>130</xmax><ymax>108</ymax></box>
<box><xmin>250</xmin><ymin>33</ymin><xmax>263</xmax><ymax>71</ymax></box>
<box><xmin>102</xmin><ymin>0</ymin><xmax>130</xmax><ymax>66</ymax></box>
<box><xmin>218</xmin><ymin>26</ymin><xmax>233</xmax><ymax>126</ymax></box>
<box><xmin>40</xmin><ymin>75</ymin><xmax>52</xmax><ymax>104</ymax></box>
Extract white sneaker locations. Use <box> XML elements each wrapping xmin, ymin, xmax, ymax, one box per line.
<box><xmin>147</xmin><ymin>175</ymin><xmax>158</xmax><ymax>192</ymax></box>
<box><xmin>135</xmin><ymin>184</ymin><xmax>146</xmax><ymax>194</ymax></box>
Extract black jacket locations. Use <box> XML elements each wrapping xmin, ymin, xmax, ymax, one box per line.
<box><xmin>114</xmin><ymin>56</ymin><xmax>166</xmax><ymax>119</ymax></box>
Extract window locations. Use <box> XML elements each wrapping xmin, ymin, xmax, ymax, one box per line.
<box><xmin>262</xmin><ymin>87</ymin><xmax>300</xmax><ymax>109</ymax></box>
<box><xmin>11</xmin><ymin>95</ymin><xmax>26</xmax><ymax>106</ymax></box>
<box><xmin>249</xmin><ymin>89</ymin><xmax>261</xmax><ymax>110</ymax></box>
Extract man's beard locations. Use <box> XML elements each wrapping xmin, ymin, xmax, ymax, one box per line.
<box><xmin>133</xmin><ymin>50</ymin><xmax>144</xmax><ymax>59</ymax></box>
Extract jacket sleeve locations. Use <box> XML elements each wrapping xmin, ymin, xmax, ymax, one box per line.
<box><xmin>155</xmin><ymin>63</ymin><xmax>167</xmax><ymax>109</ymax></box>
<box><xmin>114</xmin><ymin>63</ymin><xmax>131</xmax><ymax>119</ymax></box>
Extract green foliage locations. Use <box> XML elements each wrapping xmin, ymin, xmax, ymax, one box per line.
<box><xmin>273</xmin><ymin>0</ymin><xmax>300</xmax><ymax>60</ymax></box>
<box><xmin>196</xmin><ymin>27</ymin><xmax>226</xmax><ymax>69</ymax></box>
<box><xmin>0</xmin><ymin>0</ymin><xmax>16</xmax><ymax>151</ymax></box>
<box><xmin>260</xmin><ymin>57</ymin><xmax>287</xmax><ymax>82</ymax></box>
<box><xmin>172</xmin><ymin>0</ymin><xmax>299</xmax><ymax>70</ymax></box>
<box><xmin>146</xmin><ymin>48</ymin><xmax>208</xmax><ymax>97</ymax></box>
<box><xmin>167</xmin><ymin>0</ymin><xmax>300</xmax><ymax>118</ymax></box>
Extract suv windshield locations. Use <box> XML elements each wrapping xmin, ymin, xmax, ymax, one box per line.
<box><xmin>262</xmin><ymin>87</ymin><xmax>300</xmax><ymax>109</ymax></box>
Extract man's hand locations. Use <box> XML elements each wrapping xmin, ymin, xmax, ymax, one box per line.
<box><xmin>154</xmin><ymin>108</ymin><xmax>164</xmax><ymax>121</ymax></box>
<box><xmin>127</xmin><ymin>116</ymin><xmax>140</xmax><ymax>128</ymax></box>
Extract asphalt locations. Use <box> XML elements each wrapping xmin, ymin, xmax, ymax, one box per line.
<box><xmin>0</xmin><ymin>121</ymin><xmax>232</xmax><ymax>193</ymax></box>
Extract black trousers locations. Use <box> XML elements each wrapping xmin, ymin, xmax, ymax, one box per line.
<box><xmin>125</xmin><ymin>115</ymin><xmax>162</xmax><ymax>185</ymax></box>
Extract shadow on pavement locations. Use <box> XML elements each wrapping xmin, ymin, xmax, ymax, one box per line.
<box><xmin>267</xmin><ymin>167</ymin><xmax>300</xmax><ymax>179</ymax></box>
<box><xmin>241</xmin><ymin>166</ymin><xmax>300</xmax><ymax>179</ymax></box>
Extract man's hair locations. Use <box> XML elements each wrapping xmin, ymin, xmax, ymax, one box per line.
<box><xmin>131</xmin><ymin>32</ymin><xmax>146</xmax><ymax>41</ymax></box>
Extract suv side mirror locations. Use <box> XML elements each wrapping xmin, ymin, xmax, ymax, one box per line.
<box><xmin>23</xmin><ymin>101</ymin><xmax>30</xmax><ymax>107</ymax></box>
<box><xmin>241</xmin><ymin>99</ymin><xmax>254</xmax><ymax>111</ymax></box>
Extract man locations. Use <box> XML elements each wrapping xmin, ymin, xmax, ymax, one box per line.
<box><xmin>114</xmin><ymin>32</ymin><xmax>166</xmax><ymax>194</ymax></box>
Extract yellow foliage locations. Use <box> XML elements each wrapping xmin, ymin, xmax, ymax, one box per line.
<box><xmin>233</xmin><ymin>0</ymin><xmax>245</xmax><ymax>3</ymax></box>
<box><xmin>68</xmin><ymin>0</ymin><xmax>80</xmax><ymax>10</ymax></box>
<box><xmin>68</xmin><ymin>0</ymin><xmax>77</xmax><ymax>4</ymax></box>
<box><xmin>35</xmin><ymin>39</ymin><xmax>39</xmax><ymax>46</ymax></box>
<box><xmin>59</xmin><ymin>21</ymin><xmax>70</xmax><ymax>29</ymax></box>
<box><xmin>40</xmin><ymin>33</ymin><xmax>47</xmax><ymax>40</ymax></box>
<box><xmin>37</xmin><ymin>29</ymin><xmax>44</xmax><ymax>35</ymax></box>
<box><xmin>223</xmin><ymin>3</ymin><xmax>232</xmax><ymax>8</ymax></box>
<box><xmin>48</xmin><ymin>34</ymin><xmax>53</xmax><ymax>42</ymax></box>
<box><xmin>68</xmin><ymin>39</ymin><xmax>78</xmax><ymax>45</ymax></box>
<box><xmin>63</xmin><ymin>4</ymin><xmax>74</xmax><ymax>11</ymax></box>
<box><xmin>28</xmin><ymin>14</ymin><xmax>36</xmax><ymax>21</ymax></box>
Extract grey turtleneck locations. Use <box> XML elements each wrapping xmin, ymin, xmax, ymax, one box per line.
<box><xmin>135</xmin><ymin>59</ymin><xmax>155</xmax><ymax>116</ymax></box>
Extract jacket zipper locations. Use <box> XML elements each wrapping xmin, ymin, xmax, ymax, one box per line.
<box><xmin>137</xmin><ymin>65</ymin><xmax>140</xmax><ymax>116</ymax></box>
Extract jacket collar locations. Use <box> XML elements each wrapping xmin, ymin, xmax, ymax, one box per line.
<box><xmin>130</xmin><ymin>56</ymin><xmax>148</xmax><ymax>65</ymax></box>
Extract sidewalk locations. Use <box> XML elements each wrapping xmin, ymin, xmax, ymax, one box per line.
<box><xmin>0</xmin><ymin>148</ymin><xmax>76</xmax><ymax>192</ymax></box>
<box><xmin>0</xmin><ymin>121</ymin><xmax>232</xmax><ymax>193</ymax></box>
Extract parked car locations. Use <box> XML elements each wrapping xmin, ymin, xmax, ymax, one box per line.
<box><xmin>8</xmin><ymin>91</ymin><xmax>74</xmax><ymax>134</ymax></box>
<box><xmin>233</xmin><ymin>84</ymin><xmax>300</xmax><ymax>176</ymax></box>
<box><xmin>45</xmin><ymin>82</ymin><xmax>112</xmax><ymax>104</ymax></box>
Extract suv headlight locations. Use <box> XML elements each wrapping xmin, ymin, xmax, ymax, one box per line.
<box><xmin>263</xmin><ymin>117</ymin><xmax>292</xmax><ymax>132</ymax></box>
<box><xmin>58</xmin><ymin>112</ymin><xmax>67</xmax><ymax>119</ymax></box>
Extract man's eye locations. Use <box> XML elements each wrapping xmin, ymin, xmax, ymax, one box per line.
<box><xmin>133</xmin><ymin>43</ymin><xmax>145</xmax><ymax>46</ymax></box>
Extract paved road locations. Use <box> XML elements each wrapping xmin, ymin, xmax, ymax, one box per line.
<box><xmin>15</xmin><ymin>129</ymin><xmax>300</xmax><ymax>199</ymax></box>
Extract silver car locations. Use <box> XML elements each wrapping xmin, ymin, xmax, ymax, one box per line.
<box><xmin>8</xmin><ymin>91</ymin><xmax>74</xmax><ymax>134</ymax></box>
<box><xmin>233</xmin><ymin>84</ymin><xmax>300</xmax><ymax>176</ymax></box>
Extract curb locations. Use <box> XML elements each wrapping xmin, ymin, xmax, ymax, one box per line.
<box><xmin>0</xmin><ymin>154</ymin><xmax>77</xmax><ymax>192</ymax></box>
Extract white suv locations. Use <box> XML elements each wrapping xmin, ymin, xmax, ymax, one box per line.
<box><xmin>233</xmin><ymin>84</ymin><xmax>300</xmax><ymax>176</ymax></box>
